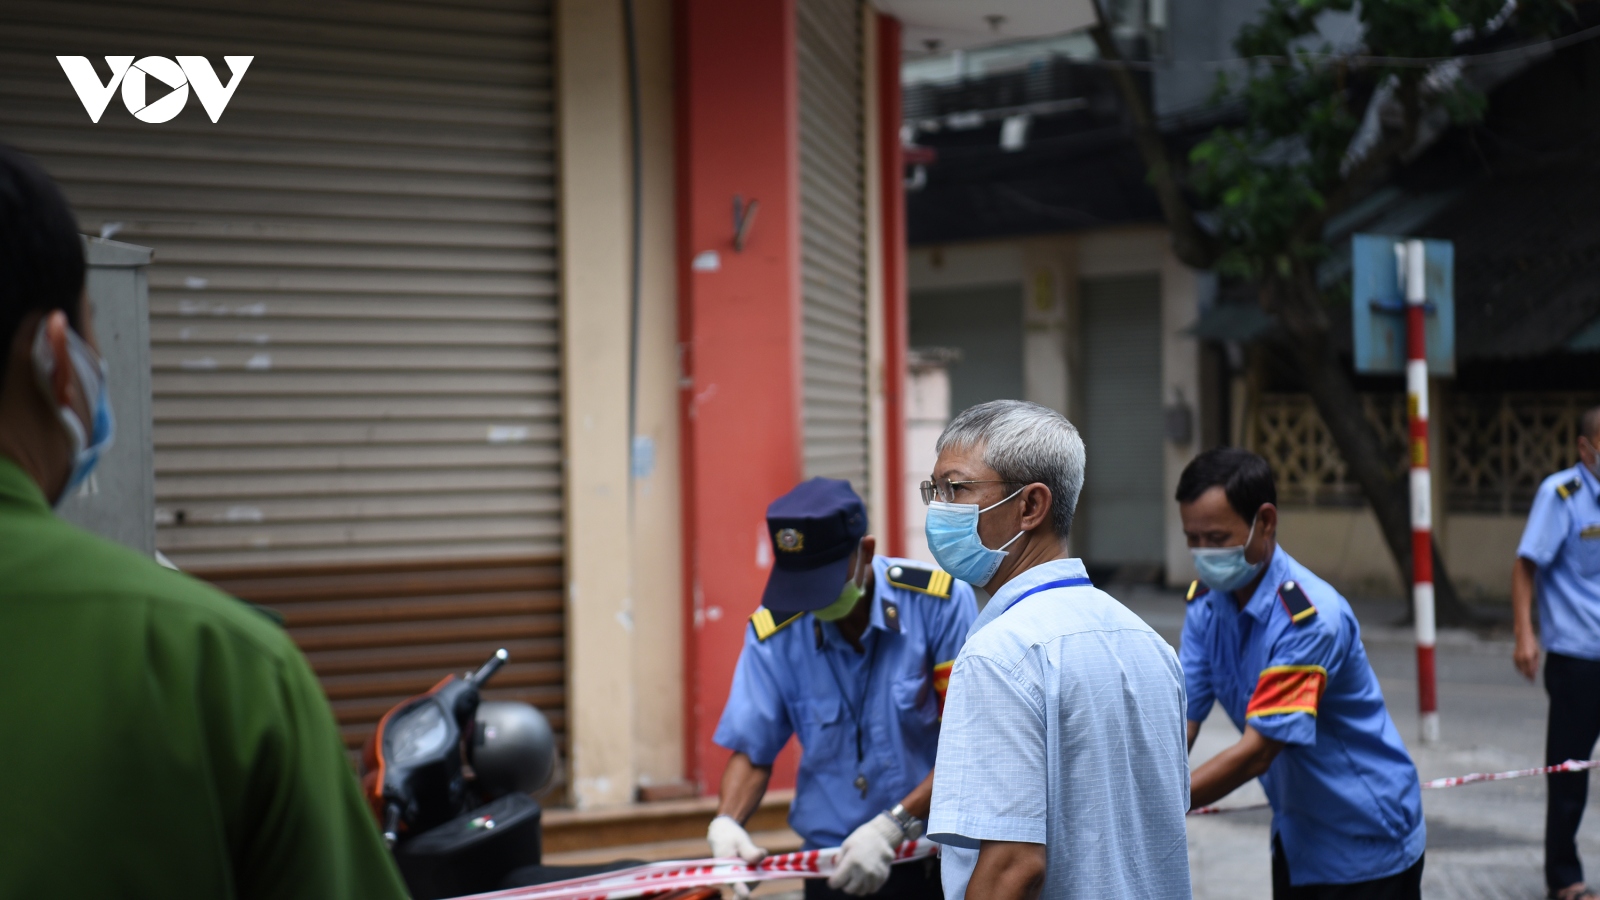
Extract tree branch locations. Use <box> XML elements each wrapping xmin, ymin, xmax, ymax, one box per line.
<box><xmin>1088</xmin><ymin>16</ymin><xmax>1219</xmax><ymax>269</ymax></box>
<box><xmin>1297</xmin><ymin>74</ymin><xmax>1424</xmax><ymax>242</ymax></box>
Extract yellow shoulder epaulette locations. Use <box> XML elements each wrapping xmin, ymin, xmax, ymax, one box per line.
<box><xmin>1186</xmin><ymin>580</ymin><xmax>1207</xmax><ymax>604</ymax></box>
<box><xmin>750</xmin><ymin>607</ymin><xmax>803</xmax><ymax>642</ymax></box>
<box><xmin>1276</xmin><ymin>580</ymin><xmax>1318</xmax><ymax>625</ymax></box>
<box><xmin>885</xmin><ymin>563</ymin><xmax>953</xmax><ymax>598</ymax></box>
<box><xmin>1557</xmin><ymin>477</ymin><xmax>1583</xmax><ymax>500</ymax></box>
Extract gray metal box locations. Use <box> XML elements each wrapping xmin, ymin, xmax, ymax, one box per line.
<box><xmin>57</xmin><ymin>237</ymin><xmax>155</xmax><ymax>556</ymax></box>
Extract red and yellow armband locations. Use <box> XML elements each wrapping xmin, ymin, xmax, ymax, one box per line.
<box><xmin>1245</xmin><ymin>665</ymin><xmax>1327</xmax><ymax>719</ymax></box>
<box><xmin>933</xmin><ymin>659</ymin><xmax>955</xmax><ymax>718</ymax></box>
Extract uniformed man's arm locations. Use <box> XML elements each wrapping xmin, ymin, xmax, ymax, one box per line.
<box><xmin>1188</xmin><ymin>725</ymin><xmax>1283</xmax><ymax>809</ymax></box>
<box><xmin>715</xmin><ymin>751</ymin><xmax>773</xmax><ymax>824</ymax></box>
<box><xmin>1513</xmin><ymin>480</ymin><xmax>1568</xmax><ymax>682</ymax></box>
<box><xmin>1512</xmin><ymin>556</ymin><xmax>1540</xmax><ymax>681</ymax></box>
<box><xmin>897</xmin><ymin>769</ymin><xmax>934</xmax><ymax>820</ymax></box>
<box><xmin>1187</xmin><ymin>719</ymin><xmax>1201</xmax><ymax>752</ymax></box>
<box><xmin>708</xmin><ymin>629</ymin><xmax>792</xmax><ymax>877</ymax></box>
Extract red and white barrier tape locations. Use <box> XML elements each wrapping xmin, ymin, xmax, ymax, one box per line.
<box><xmin>1189</xmin><ymin>758</ymin><xmax>1600</xmax><ymax>816</ymax></box>
<box><xmin>447</xmin><ymin>759</ymin><xmax>1600</xmax><ymax>899</ymax></box>
<box><xmin>454</xmin><ymin>839</ymin><xmax>939</xmax><ymax>900</ymax></box>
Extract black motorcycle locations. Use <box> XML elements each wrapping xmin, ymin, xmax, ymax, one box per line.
<box><xmin>363</xmin><ymin>649</ymin><xmax>661</xmax><ymax>900</ymax></box>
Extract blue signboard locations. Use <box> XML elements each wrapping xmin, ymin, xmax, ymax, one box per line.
<box><xmin>1351</xmin><ymin>233</ymin><xmax>1455</xmax><ymax>376</ymax></box>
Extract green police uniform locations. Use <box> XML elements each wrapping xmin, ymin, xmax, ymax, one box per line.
<box><xmin>0</xmin><ymin>458</ymin><xmax>407</xmax><ymax>899</ymax></box>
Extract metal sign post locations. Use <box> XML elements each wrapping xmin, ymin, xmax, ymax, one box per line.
<box><xmin>1353</xmin><ymin>233</ymin><xmax>1453</xmax><ymax>745</ymax></box>
<box><xmin>1402</xmin><ymin>240</ymin><xmax>1439</xmax><ymax>744</ymax></box>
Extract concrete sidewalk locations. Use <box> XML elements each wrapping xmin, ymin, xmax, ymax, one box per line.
<box><xmin>1117</xmin><ymin>582</ymin><xmax>1599</xmax><ymax>900</ymax></box>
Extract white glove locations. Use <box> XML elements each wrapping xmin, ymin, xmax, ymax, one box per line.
<box><xmin>827</xmin><ymin>812</ymin><xmax>906</xmax><ymax>896</ymax></box>
<box><xmin>708</xmin><ymin>815</ymin><xmax>767</xmax><ymax>900</ymax></box>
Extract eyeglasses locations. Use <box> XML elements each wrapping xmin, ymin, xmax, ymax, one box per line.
<box><xmin>919</xmin><ymin>479</ymin><xmax>1023</xmax><ymax>505</ymax></box>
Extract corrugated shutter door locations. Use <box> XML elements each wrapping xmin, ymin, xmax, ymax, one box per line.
<box><xmin>1079</xmin><ymin>274</ymin><xmax>1164</xmax><ymax>566</ymax></box>
<box><xmin>0</xmin><ymin>1</ymin><xmax>565</xmax><ymax>759</ymax></box>
<box><xmin>0</xmin><ymin>0</ymin><xmax>561</xmax><ymax>570</ymax></box>
<box><xmin>798</xmin><ymin>0</ymin><xmax>871</xmax><ymax>495</ymax></box>
<box><xmin>206</xmin><ymin>558</ymin><xmax>565</xmax><ymax>754</ymax></box>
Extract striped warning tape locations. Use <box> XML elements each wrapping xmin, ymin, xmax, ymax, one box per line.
<box><xmin>448</xmin><ymin>758</ymin><xmax>1600</xmax><ymax>898</ymax></box>
<box><xmin>1189</xmin><ymin>758</ymin><xmax>1600</xmax><ymax>816</ymax></box>
<box><xmin>453</xmin><ymin>839</ymin><xmax>939</xmax><ymax>900</ymax></box>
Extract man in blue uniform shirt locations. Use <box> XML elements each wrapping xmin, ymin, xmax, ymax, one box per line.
<box><xmin>1513</xmin><ymin>405</ymin><xmax>1600</xmax><ymax>900</ymax></box>
<box><xmin>709</xmin><ymin>478</ymin><xmax>977</xmax><ymax>900</ymax></box>
<box><xmin>1177</xmin><ymin>448</ymin><xmax>1425</xmax><ymax>899</ymax></box>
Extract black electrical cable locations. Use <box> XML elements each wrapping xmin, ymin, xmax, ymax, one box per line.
<box><xmin>622</xmin><ymin>0</ymin><xmax>643</xmax><ymax>517</ymax></box>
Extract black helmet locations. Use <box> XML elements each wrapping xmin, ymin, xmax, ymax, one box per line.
<box><xmin>471</xmin><ymin>701</ymin><xmax>556</xmax><ymax>798</ymax></box>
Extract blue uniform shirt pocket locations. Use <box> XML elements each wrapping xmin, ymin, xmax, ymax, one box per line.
<box><xmin>892</xmin><ymin>672</ymin><xmax>937</xmax><ymax>729</ymax></box>
<box><xmin>798</xmin><ymin>694</ymin><xmax>848</xmax><ymax>759</ymax></box>
<box><xmin>1574</xmin><ymin>521</ymin><xmax>1600</xmax><ymax>576</ymax></box>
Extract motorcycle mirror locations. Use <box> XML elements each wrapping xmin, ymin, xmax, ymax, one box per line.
<box><xmin>469</xmin><ymin>648</ymin><xmax>509</xmax><ymax>686</ymax></box>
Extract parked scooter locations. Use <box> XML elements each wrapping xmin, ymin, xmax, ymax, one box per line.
<box><xmin>363</xmin><ymin>649</ymin><xmax>723</xmax><ymax>900</ymax></box>
<box><xmin>362</xmin><ymin>649</ymin><xmax>559</xmax><ymax>898</ymax></box>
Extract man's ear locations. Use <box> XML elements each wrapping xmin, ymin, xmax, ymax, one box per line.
<box><xmin>858</xmin><ymin>534</ymin><xmax>876</xmax><ymax>560</ymax></box>
<box><xmin>40</xmin><ymin>310</ymin><xmax>73</xmax><ymax>408</ymax></box>
<box><xmin>1020</xmin><ymin>483</ymin><xmax>1054</xmax><ymax>532</ymax></box>
<box><xmin>1257</xmin><ymin>503</ymin><xmax>1279</xmax><ymax>542</ymax></box>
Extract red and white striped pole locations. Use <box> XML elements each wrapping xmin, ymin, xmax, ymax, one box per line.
<box><xmin>1404</xmin><ymin>239</ymin><xmax>1439</xmax><ymax>744</ymax></box>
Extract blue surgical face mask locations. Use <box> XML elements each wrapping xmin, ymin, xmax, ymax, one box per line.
<box><xmin>33</xmin><ymin>319</ymin><xmax>114</xmax><ymax>506</ymax></box>
<box><xmin>1190</xmin><ymin>515</ymin><xmax>1263</xmax><ymax>594</ymax></box>
<box><xmin>925</xmin><ymin>486</ymin><xmax>1026</xmax><ymax>587</ymax></box>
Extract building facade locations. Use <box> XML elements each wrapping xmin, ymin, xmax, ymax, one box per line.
<box><xmin>0</xmin><ymin>0</ymin><xmax>953</xmax><ymax>809</ymax></box>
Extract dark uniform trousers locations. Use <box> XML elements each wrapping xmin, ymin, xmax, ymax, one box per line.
<box><xmin>1546</xmin><ymin>652</ymin><xmax>1600</xmax><ymax>891</ymax></box>
<box><xmin>1271</xmin><ymin>836</ymin><xmax>1423</xmax><ymax>900</ymax></box>
<box><xmin>803</xmin><ymin>857</ymin><xmax>942</xmax><ymax>900</ymax></box>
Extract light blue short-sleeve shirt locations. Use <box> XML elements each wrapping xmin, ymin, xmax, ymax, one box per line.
<box><xmin>1518</xmin><ymin>463</ymin><xmax>1600</xmax><ymax>661</ymax></box>
<box><xmin>713</xmin><ymin>556</ymin><xmax>978</xmax><ymax>848</ymax></box>
<box><xmin>928</xmin><ymin>559</ymin><xmax>1192</xmax><ymax>900</ymax></box>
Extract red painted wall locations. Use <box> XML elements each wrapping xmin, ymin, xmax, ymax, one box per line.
<box><xmin>676</xmin><ymin>0</ymin><xmax>804</xmax><ymax>794</ymax></box>
<box><xmin>877</xmin><ymin>14</ymin><xmax>907</xmax><ymax>557</ymax></box>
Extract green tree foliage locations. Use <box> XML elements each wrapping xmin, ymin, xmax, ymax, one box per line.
<box><xmin>1097</xmin><ymin>0</ymin><xmax>1573</xmax><ymax>621</ymax></box>
<box><xmin>1188</xmin><ymin>0</ymin><xmax>1568</xmax><ymax>280</ymax></box>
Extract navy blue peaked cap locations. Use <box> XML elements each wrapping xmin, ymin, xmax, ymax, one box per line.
<box><xmin>761</xmin><ymin>477</ymin><xmax>868</xmax><ymax>614</ymax></box>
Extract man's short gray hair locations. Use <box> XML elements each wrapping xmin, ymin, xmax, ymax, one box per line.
<box><xmin>935</xmin><ymin>399</ymin><xmax>1086</xmax><ymax>538</ymax></box>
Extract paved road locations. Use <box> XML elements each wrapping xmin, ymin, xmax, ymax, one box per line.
<box><xmin>1119</xmin><ymin>583</ymin><xmax>1600</xmax><ymax>900</ymax></box>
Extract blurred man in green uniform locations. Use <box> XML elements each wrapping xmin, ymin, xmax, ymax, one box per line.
<box><xmin>0</xmin><ymin>143</ymin><xmax>408</xmax><ymax>898</ymax></box>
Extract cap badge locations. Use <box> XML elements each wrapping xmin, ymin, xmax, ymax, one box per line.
<box><xmin>775</xmin><ymin>528</ymin><xmax>804</xmax><ymax>552</ymax></box>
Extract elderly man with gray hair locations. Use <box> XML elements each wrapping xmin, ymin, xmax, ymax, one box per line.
<box><xmin>923</xmin><ymin>400</ymin><xmax>1191</xmax><ymax>900</ymax></box>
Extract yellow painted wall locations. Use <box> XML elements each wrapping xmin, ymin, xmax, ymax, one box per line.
<box><xmin>1278</xmin><ymin>508</ymin><xmax>1524</xmax><ymax>604</ymax></box>
<box><xmin>558</xmin><ymin>0</ymin><xmax>681</xmax><ymax>808</ymax></box>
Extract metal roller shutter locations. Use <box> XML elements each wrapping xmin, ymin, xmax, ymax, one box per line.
<box><xmin>798</xmin><ymin>0</ymin><xmax>871</xmax><ymax>495</ymax></box>
<box><xmin>0</xmin><ymin>0</ymin><xmax>561</xmax><ymax>570</ymax></box>
<box><xmin>0</xmin><ymin>0</ymin><xmax>565</xmax><ymax>759</ymax></box>
<box><xmin>1079</xmin><ymin>274</ymin><xmax>1164</xmax><ymax>567</ymax></box>
<box><xmin>207</xmin><ymin>558</ymin><xmax>565</xmax><ymax>754</ymax></box>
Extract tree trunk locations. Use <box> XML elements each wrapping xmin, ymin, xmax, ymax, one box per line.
<box><xmin>1086</xmin><ymin>24</ymin><xmax>1217</xmax><ymax>269</ymax></box>
<box><xmin>1271</xmin><ymin>277</ymin><xmax>1476</xmax><ymax>626</ymax></box>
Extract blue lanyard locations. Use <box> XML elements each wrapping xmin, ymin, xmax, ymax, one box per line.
<box><xmin>998</xmin><ymin>576</ymin><xmax>1093</xmax><ymax>615</ymax></box>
